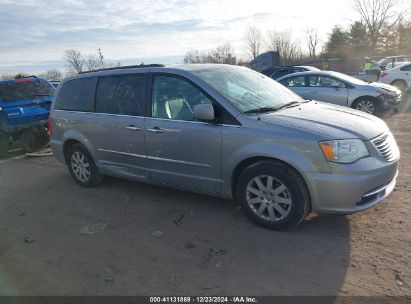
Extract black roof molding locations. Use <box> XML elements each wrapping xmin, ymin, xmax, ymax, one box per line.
<box><xmin>79</xmin><ymin>64</ymin><xmax>165</xmax><ymax>74</ymax></box>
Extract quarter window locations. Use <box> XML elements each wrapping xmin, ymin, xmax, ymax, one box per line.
<box><xmin>54</xmin><ymin>77</ymin><xmax>96</xmax><ymax>112</ymax></box>
<box><xmin>96</xmin><ymin>75</ymin><xmax>146</xmax><ymax>116</ymax></box>
<box><xmin>152</xmin><ymin>75</ymin><xmax>212</xmax><ymax>121</ymax></box>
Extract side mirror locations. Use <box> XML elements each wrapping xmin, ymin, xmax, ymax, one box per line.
<box><xmin>193</xmin><ymin>103</ymin><xmax>215</xmax><ymax>121</ymax></box>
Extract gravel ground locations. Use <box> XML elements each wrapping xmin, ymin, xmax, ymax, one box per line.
<box><xmin>0</xmin><ymin>96</ymin><xmax>410</xmax><ymax>296</ymax></box>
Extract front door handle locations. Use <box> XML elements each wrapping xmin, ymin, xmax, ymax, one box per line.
<box><xmin>147</xmin><ymin>127</ymin><xmax>165</xmax><ymax>134</ymax></box>
<box><xmin>126</xmin><ymin>125</ymin><xmax>141</xmax><ymax>131</ymax></box>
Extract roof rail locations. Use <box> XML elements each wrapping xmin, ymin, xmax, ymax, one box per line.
<box><xmin>79</xmin><ymin>64</ymin><xmax>165</xmax><ymax>74</ymax></box>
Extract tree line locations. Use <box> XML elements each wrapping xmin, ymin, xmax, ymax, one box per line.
<box><xmin>2</xmin><ymin>0</ymin><xmax>409</xmax><ymax>81</ymax></box>
<box><xmin>185</xmin><ymin>0</ymin><xmax>410</xmax><ymax>65</ymax></box>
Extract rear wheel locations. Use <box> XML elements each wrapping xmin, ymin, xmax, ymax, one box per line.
<box><xmin>391</xmin><ymin>80</ymin><xmax>407</xmax><ymax>92</ymax></box>
<box><xmin>21</xmin><ymin>127</ymin><xmax>50</xmax><ymax>153</ymax></box>
<box><xmin>0</xmin><ymin>131</ymin><xmax>9</xmax><ymax>157</ymax></box>
<box><xmin>236</xmin><ymin>161</ymin><xmax>310</xmax><ymax>230</ymax></box>
<box><xmin>353</xmin><ymin>98</ymin><xmax>379</xmax><ymax>115</ymax></box>
<box><xmin>66</xmin><ymin>143</ymin><xmax>103</xmax><ymax>187</ymax></box>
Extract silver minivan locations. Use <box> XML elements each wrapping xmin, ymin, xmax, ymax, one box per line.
<box><xmin>50</xmin><ymin>64</ymin><xmax>399</xmax><ymax>230</ymax></box>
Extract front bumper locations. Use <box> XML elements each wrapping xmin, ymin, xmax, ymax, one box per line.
<box><xmin>305</xmin><ymin>156</ymin><xmax>398</xmax><ymax>214</ymax></box>
<box><xmin>378</xmin><ymin>93</ymin><xmax>402</xmax><ymax>110</ymax></box>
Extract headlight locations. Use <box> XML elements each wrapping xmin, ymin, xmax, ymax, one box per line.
<box><xmin>319</xmin><ymin>139</ymin><xmax>369</xmax><ymax>163</ymax></box>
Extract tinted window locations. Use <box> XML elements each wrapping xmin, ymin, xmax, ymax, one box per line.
<box><xmin>280</xmin><ymin>76</ymin><xmax>306</xmax><ymax>87</ymax></box>
<box><xmin>400</xmin><ymin>64</ymin><xmax>411</xmax><ymax>71</ymax></box>
<box><xmin>152</xmin><ymin>75</ymin><xmax>212</xmax><ymax>121</ymax></box>
<box><xmin>96</xmin><ymin>75</ymin><xmax>146</xmax><ymax>116</ymax></box>
<box><xmin>55</xmin><ymin>77</ymin><xmax>96</xmax><ymax>112</ymax></box>
<box><xmin>0</xmin><ymin>78</ymin><xmax>54</xmax><ymax>102</ymax></box>
<box><xmin>308</xmin><ymin>75</ymin><xmax>346</xmax><ymax>88</ymax></box>
<box><xmin>271</xmin><ymin>69</ymin><xmax>288</xmax><ymax>79</ymax></box>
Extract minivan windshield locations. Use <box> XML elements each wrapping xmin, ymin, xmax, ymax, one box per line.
<box><xmin>0</xmin><ymin>78</ymin><xmax>54</xmax><ymax>102</ymax></box>
<box><xmin>191</xmin><ymin>66</ymin><xmax>304</xmax><ymax>113</ymax></box>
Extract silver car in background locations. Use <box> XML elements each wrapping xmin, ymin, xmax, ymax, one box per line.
<box><xmin>50</xmin><ymin>64</ymin><xmax>399</xmax><ymax>230</ymax></box>
<box><xmin>277</xmin><ymin>71</ymin><xmax>402</xmax><ymax>115</ymax></box>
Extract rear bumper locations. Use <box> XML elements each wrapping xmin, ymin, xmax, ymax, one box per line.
<box><xmin>305</xmin><ymin>157</ymin><xmax>398</xmax><ymax>214</ymax></box>
<box><xmin>50</xmin><ymin>139</ymin><xmax>65</xmax><ymax>163</ymax></box>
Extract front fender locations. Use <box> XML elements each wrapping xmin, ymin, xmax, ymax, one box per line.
<box><xmin>222</xmin><ymin>142</ymin><xmax>331</xmax><ymax>197</ymax></box>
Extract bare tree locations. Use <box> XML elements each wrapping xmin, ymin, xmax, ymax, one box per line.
<box><xmin>85</xmin><ymin>54</ymin><xmax>101</xmax><ymax>71</ymax></box>
<box><xmin>244</xmin><ymin>25</ymin><xmax>263</xmax><ymax>60</ymax></box>
<box><xmin>266</xmin><ymin>30</ymin><xmax>301</xmax><ymax>65</ymax></box>
<box><xmin>41</xmin><ymin>69</ymin><xmax>63</xmax><ymax>80</ymax></box>
<box><xmin>207</xmin><ymin>42</ymin><xmax>237</xmax><ymax>64</ymax></box>
<box><xmin>305</xmin><ymin>28</ymin><xmax>320</xmax><ymax>58</ymax></box>
<box><xmin>183</xmin><ymin>50</ymin><xmax>207</xmax><ymax>64</ymax></box>
<box><xmin>183</xmin><ymin>42</ymin><xmax>237</xmax><ymax>65</ymax></box>
<box><xmin>353</xmin><ymin>0</ymin><xmax>407</xmax><ymax>50</ymax></box>
<box><xmin>64</xmin><ymin>49</ymin><xmax>84</xmax><ymax>73</ymax></box>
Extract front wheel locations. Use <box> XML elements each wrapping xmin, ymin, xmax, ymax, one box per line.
<box><xmin>66</xmin><ymin>143</ymin><xmax>103</xmax><ymax>187</ymax></box>
<box><xmin>353</xmin><ymin>98</ymin><xmax>379</xmax><ymax>115</ymax></box>
<box><xmin>236</xmin><ymin>161</ymin><xmax>310</xmax><ymax>230</ymax></box>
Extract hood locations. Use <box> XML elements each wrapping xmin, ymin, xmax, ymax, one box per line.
<box><xmin>368</xmin><ymin>82</ymin><xmax>401</xmax><ymax>95</ymax></box>
<box><xmin>260</xmin><ymin>101</ymin><xmax>387</xmax><ymax>140</ymax></box>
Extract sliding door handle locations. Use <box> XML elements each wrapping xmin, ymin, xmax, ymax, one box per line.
<box><xmin>126</xmin><ymin>125</ymin><xmax>142</xmax><ymax>131</ymax></box>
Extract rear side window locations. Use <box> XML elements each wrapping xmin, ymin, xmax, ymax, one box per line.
<box><xmin>0</xmin><ymin>78</ymin><xmax>54</xmax><ymax>102</ymax></box>
<box><xmin>95</xmin><ymin>75</ymin><xmax>146</xmax><ymax>116</ymax></box>
<box><xmin>400</xmin><ymin>64</ymin><xmax>411</xmax><ymax>71</ymax></box>
<box><xmin>55</xmin><ymin>77</ymin><xmax>96</xmax><ymax>112</ymax></box>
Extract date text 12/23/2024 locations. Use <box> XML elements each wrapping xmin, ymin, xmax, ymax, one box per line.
<box><xmin>150</xmin><ymin>297</ymin><xmax>257</xmax><ymax>303</ymax></box>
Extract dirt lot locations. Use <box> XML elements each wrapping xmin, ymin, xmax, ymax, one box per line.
<box><xmin>0</xmin><ymin>96</ymin><xmax>410</xmax><ymax>296</ymax></box>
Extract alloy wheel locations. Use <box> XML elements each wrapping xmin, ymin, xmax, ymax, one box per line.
<box><xmin>356</xmin><ymin>100</ymin><xmax>375</xmax><ymax>114</ymax></box>
<box><xmin>246</xmin><ymin>175</ymin><xmax>292</xmax><ymax>222</ymax></box>
<box><xmin>71</xmin><ymin>151</ymin><xmax>91</xmax><ymax>182</ymax></box>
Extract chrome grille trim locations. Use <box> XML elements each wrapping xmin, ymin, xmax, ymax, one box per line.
<box><xmin>372</xmin><ymin>132</ymin><xmax>399</xmax><ymax>162</ymax></box>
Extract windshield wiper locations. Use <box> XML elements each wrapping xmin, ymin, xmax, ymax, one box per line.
<box><xmin>274</xmin><ymin>101</ymin><xmax>301</xmax><ymax>111</ymax></box>
<box><xmin>244</xmin><ymin>106</ymin><xmax>279</xmax><ymax>114</ymax></box>
<box><xmin>244</xmin><ymin>101</ymin><xmax>301</xmax><ymax>114</ymax></box>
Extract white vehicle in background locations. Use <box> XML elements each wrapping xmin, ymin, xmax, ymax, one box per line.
<box><xmin>379</xmin><ymin>62</ymin><xmax>411</xmax><ymax>92</ymax></box>
<box><xmin>385</xmin><ymin>61</ymin><xmax>410</xmax><ymax>70</ymax></box>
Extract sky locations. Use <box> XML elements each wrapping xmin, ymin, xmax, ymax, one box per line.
<box><xmin>0</xmin><ymin>0</ymin><xmax>357</xmax><ymax>73</ymax></box>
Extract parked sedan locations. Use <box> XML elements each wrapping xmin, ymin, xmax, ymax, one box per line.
<box><xmin>277</xmin><ymin>71</ymin><xmax>401</xmax><ymax>115</ymax></box>
<box><xmin>379</xmin><ymin>62</ymin><xmax>411</xmax><ymax>92</ymax></box>
<box><xmin>263</xmin><ymin>66</ymin><xmax>319</xmax><ymax>79</ymax></box>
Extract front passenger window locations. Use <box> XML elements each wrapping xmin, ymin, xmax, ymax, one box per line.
<box><xmin>152</xmin><ymin>75</ymin><xmax>213</xmax><ymax>121</ymax></box>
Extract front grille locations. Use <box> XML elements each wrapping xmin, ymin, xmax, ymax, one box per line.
<box><xmin>372</xmin><ymin>132</ymin><xmax>399</xmax><ymax>162</ymax></box>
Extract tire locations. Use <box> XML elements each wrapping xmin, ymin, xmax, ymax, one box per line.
<box><xmin>21</xmin><ymin>127</ymin><xmax>50</xmax><ymax>153</ymax></box>
<box><xmin>353</xmin><ymin>98</ymin><xmax>380</xmax><ymax>115</ymax></box>
<box><xmin>236</xmin><ymin>161</ymin><xmax>310</xmax><ymax>230</ymax></box>
<box><xmin>66</xmin><ymin>143</ymin><xmax>103</xmax><ymax>187</ymax></box>
<box><xmin>391</xmin><ymin>80</ymin><xmax>407</xmax><ymax>92</ymax></box>
<box><xmin>0</xmin><ymin>131</ymin><xmax>8</xmax><ymax>158</ymax></box>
